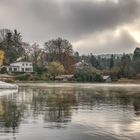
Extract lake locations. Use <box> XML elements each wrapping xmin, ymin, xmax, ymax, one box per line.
<box><xmin>0</xmin><ymin>83</ymin><xmax>140</xmax><ymax>140</ymax></box>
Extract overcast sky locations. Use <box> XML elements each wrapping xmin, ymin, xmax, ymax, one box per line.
<box><xmin>0</xmin><ymin>0</ymin><xmax>140</xmax><ymax>54</ymax></box>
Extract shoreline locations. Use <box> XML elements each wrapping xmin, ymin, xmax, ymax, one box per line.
<box><xmin>14</xmin><ymin>79</ymin><xmax>140</xmax><ymax>84</ymax></box>
<box><xmin>116</xmin><ymin>79</ymin><xmax>140</xmax><ymax>84</ymax></box>
<box><xmin>16</xmin><ymin>82</ymin><xmax>140</xmax><ymax>89</ymax></box>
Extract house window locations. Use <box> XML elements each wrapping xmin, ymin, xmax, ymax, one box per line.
<box><xmin>30</xmin><ymin>64</ymin><xmax>32</xmax><ymax>66</ymax></box>
<box><xmin>26</xmin><ymin>63</ymin><xmax>28</xmax><ymax>66</ymax></box>
<box><xmin>22</xmin><ymin>68</ymin><xmax>24</xmax><ymax>72</ymax></box>
<box><xmin>25</xmin><ymin>68</ymin><xmax>32</xmax><ymax>72</ymax></box>
<box><xmin>22</xmin><ymin>63</ymin><xmax>24</xmax><ymax>66</ymax></box>
<box><xmin>14</xmin><ymin>68</ymin><xmax>17</xmax><ymax>72</ymax></box>
<box><xmin>9</xmin><ymin>68</ymin><xmax>12</xmax><ymax>71</ymax></box>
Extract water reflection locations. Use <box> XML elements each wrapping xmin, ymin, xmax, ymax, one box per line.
<box><xmin>0</xmin><ymin>85</ymin><xmax>140</xmax><ymax>139</ymax></box>
<box><xmin>0</xmin><ymin>95</ymin><xmax>24</xmax><ymax>135</ymax></box>
<box><xmin>30</xmin><ymin>88</ymin><xmax>77</xmax><ymax>127</ymax></box>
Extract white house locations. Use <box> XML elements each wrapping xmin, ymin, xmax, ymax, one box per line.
<box><xmin>75</xmin><ymin>60</ymin><xmax>90</xmax><ymax>72</ymax></box>
<box><xmin>6</xmin><ymin>62</ymin><xmax>33</xmax><ymax>73</ymax></box>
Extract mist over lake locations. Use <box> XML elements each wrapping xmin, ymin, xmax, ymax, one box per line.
<box><xmin>0</xmin><ymin>83</ymin><xmax>140</xmax><ymax>140</ymax></box>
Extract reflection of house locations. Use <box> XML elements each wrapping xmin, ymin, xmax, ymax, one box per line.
<box><xmin>55</xmin><ymin>75</ymin><xmax>74</xmax><ymax>81</ymax></box>
<box><xmin>102</xmin><ymin>76</ymin><xmax>112</xmax><ymax>83</ymax></box>
<box><xmin>75</xmin><ymin>60</ymin><xmax>90</xmax><ymax>71</ymax></box>
<box><xmin>6</xmin><ymin>62</ymin><xmax>33</xmax><ymax>73</ymax></box>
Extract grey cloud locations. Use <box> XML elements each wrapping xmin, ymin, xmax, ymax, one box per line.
<box><xmin>100</xmin><ymin>31</ymin><xmax>138</xmax><ymax>54</ymax></box>
<box><xmin>75</xmin><ymin>30</ymin><xmax>138</xmax><ymax>54</ymax></box>
<box><xmin>27</xmin><ymin>0</ymin><xmax>140</xmax><ymax>40</ymax></box>
<box><xmin>0</xmin><ymin>0</ymin><xmax>140</xmax><ymax>53</ymax></box>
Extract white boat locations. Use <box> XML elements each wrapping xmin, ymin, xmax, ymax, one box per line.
<box><xmin>0</xmin><ymin>81</ymin><xmax>18</xmax><ymax>89</ymax></box>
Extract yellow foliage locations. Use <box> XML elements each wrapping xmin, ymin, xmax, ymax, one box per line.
<box><xmin>0</xmin><ymin>50</ymin><xmax>4</xmax><ymax>66</ymax></box>
<box><xmin>48</xmin><ymin>61</ymin><xmax>65</xmax><ymax>79</ymax></box>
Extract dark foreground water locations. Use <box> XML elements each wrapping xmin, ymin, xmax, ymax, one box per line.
<box><xmin>0</xmin><ymin>83</ymin><xmax>140</xmax><ymax>140</ymax></box>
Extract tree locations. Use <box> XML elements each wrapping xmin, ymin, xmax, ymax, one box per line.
<box><xmin>0</xmin><ymin>29</ymin><xmax>25</xmax><ymax>64</ymax></box>
<box><xmin>48</xmin><ymin>61</ymin><xmax>65</xmax><ymax>80</ymax></box>
<box><xmin>23</xmin><ymin>43</ymin><xmax>46</xmax><ymax>72</ymax></box>
<box><xmin>44</xmin><ymin>38</ymin><xmax>75</xmax><ymax>74</ymax></box>
<box><xmin>12</xmin><ymin>29</ymin><xmax>24</xmax><ymax>58</ymax></box>
<box><xmin>109</xmin><ymin>55</ymin><xmax>114</xmax><ymax>69</ymax></box>
<box><xmin>74</xmin><ymin>52</ymin><xmax>80</xmax><ymax>63</ymax></box>
<box><xmin>1</xmin><ymin>31</ymin><xmax>13</xmax><ymax>64</ymax></box>
<box><xmin>119</xmin><ymin>54</ymin><xmax>133</xmax><ymax>77</ymax></box>
<box><xmin>0</xmin><ymin>50</ymin><xmax>4</xmax><ymax>67</ymax></box>
<box><xmin>133</xmin><ymin>47</ymin><xmax>140</xmax><ymax>73</ymax></box>
<box><xmin>0</xmin><ymin>29</ymin><xmax>10</xmax><ymax>42</ymax></box>
<box><xmin>110</xmin><ymin>66</ymin><xmax>121</xmax><ymax>80</ymax></box>
<box><xmin>74</xmin><ymin>64</ymin><xmax>103</xmax><ymax>82</ymax></box>
<box><xmin>30</xmin><ymin>43</ymin><xmax>43</xmax><ymax>70</ymax></box>
<box><xmin>89</xmin><ymin>53</ymin><xmax>99</xmax><ymax>68</ymax></box>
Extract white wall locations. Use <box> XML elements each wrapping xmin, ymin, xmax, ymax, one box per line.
<box><xmin>8</xmin><ymin>62</ymin><xmax>33</xmax><ymax>72</ymax></box>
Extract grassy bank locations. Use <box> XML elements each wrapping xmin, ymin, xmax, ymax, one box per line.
<box><xmin>116</xmin><ymin>78</ymin><xmax>140</xmax><ymax>84</ymax></box>
<box><xmin>15</xmin><ymin>80</ymin><xmax>140</xmax><ymax>84</ymax></box>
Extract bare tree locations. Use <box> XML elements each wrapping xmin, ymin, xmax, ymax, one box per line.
<box><xmin>0</xmin><ymin>29</ymin><xmax>11</xmax><ymax>42</ymax></box>
<box><xmin>23</xmin><ymin>43</ymin><xmax>47</xmax><ymax>70</ymax></box>
<box><xmin>44</xmin><ymin>38</ymin><xmax>75</xmax><ymax>74</ymax></box>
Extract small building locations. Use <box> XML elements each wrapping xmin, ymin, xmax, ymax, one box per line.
<box><xmin>6</xmin><ymin>62</ymin><xmax>33</xmax><ymax>73</ymax></box>
<box><xmin>102</xmin><ymin>76</ymin><xmax>112</xmax><ymax>83</ymax></box>
<box><xmin>75</xmin><ymin>60</ymin><xmax>90</xmax><ymax>72</ymax></box>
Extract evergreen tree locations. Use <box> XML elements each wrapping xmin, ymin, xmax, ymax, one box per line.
<box><xmin>109</xmin><ymin>55</ymin><xmax>114</xmax><ymax>69</ymax></box>
<box><xmin>89</xmin><ymin>54</ymin><xmax>99</xmax><ymax>68</ymax></box>
<box><xmin>133</xmin><ymin>47</ymin><xmax>140</xmax><ymax>73</ymax></box>
<box><xmin>0</xmin><ymin>29</ymin><xmax>25</xmax><ymax>64</ymax></box>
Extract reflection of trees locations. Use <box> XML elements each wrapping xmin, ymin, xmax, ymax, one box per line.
<box><xmin>0</xmin><ymin>97</ymin><xmax>25</xmax><ymax>133</ymax></box>
<box><xmin>30</xmin><ymin>88</ymin><xmax>77</xmax><ymax>126</ymax></box>
<box><xmin>75</xmin><ymin>88</ymin><xmax>140</xmax><ymax>116</ymax></box>
<box><xmin>28</xmin><ymin>87</ymin><xmax>140</xmax><ymax>120</ymax></box>
<box><xmin>133</xmin><ymin>98</ymin><xmax>140</xmax><ymax>116</ymax></box>
<box><xmin>45</xmin><ymin>92</ymin><xmax>76</xmax><ymax>123</ymax></box>
<box><xmin>1</xmin><ymin>86</ymin><xmax>140</xmax><ymax>133</ymax></box>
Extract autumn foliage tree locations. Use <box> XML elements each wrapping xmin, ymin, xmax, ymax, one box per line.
<box><xmin>44</xmin><ymin>38</ymin><xmax>75</xmax><ymax>74</ymax></box>
<box><xmin>0</xmin><ymin>50</ymin><xmax>4</xmax><ymax>66</ymax></box>
<box><xmin>48</xmin><ymin>61</ymin><xmax>65</xmax><ymax>80</ymax></box>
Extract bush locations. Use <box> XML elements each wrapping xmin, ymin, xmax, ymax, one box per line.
<box><xmin>74</xmin><ymin>71</ymin><xmax>103</xmax><ymax>82</ymax></box>
<box><xmin>0</xmin><ymin>67</ymin><xmax>7</xmax><ymax>74</ymax></box>
<box><xmin>16</xmin><ymin>74</ymin><xmax>31</xmax><ymax>81</ymax></box>
<box><xmin>4</xmin><ymin>79</ymin><xmax>15</xmax><ymax>83</ymax></box>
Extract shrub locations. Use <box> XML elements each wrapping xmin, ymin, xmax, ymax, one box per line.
<box><xmin>0</xmin><ymin>67</ymin><xmax>7</xmax><ymax>74</ymax></box>
<box><xmin>74</xmin><ymin>71</ymin><xmax>103</xmax><ymax>82</ymax></box>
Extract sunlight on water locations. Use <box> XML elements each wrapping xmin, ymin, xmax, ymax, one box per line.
<box><xmin>0</xmin><ymin>83</ymin><xmax>140</xmax><ymax>140</ymax></box>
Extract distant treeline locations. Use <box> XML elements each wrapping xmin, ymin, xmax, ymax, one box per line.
<box><xmin>74</xmin><ymin>48</ymin><xmax>140</xmax><ymax>80</ymax></box>
<box><xmin>0</xmin><ymin>28</ymin><xmax>140</xmax><ymax>81</ymax></box>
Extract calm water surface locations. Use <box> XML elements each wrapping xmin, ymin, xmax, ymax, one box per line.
<box><xmin>0</xmin><ymin>83</ymin><xmax>140</xmax><ymax>140</ymax></box>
